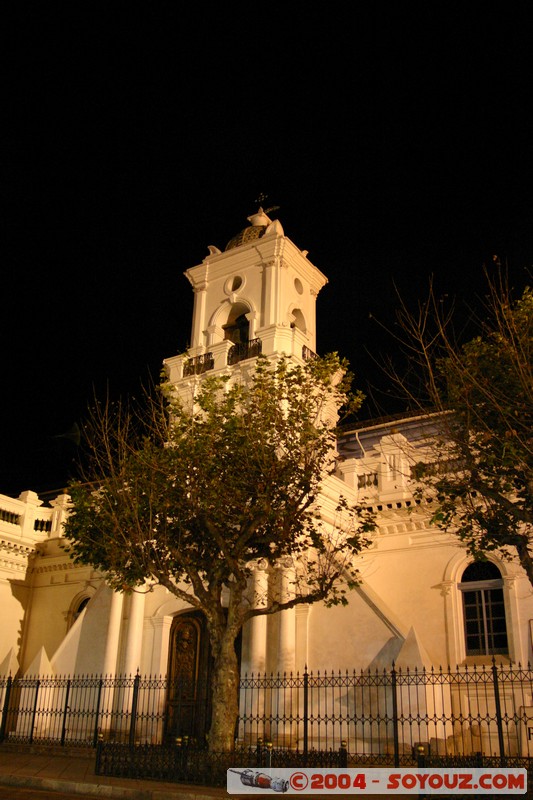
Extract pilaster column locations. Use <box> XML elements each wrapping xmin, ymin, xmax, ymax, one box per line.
<box><xmin>277</xmin><ymin>559</ymin><xmax>296</xmax><ymax>676</ymax></box>
<box><xmin>150</xmin><ymin>615</ymin><xmax>173</xmax><ymax>677</ymax></box>
<box><xmin>149</xmin><ymin>615</ymin><xmax>174</xmax><ymax>743</ymax></box>
<box><xmin>190</xmin><ymin>284</ymin><xmax>207</xmax><ymax>349</ymax></box>
<box><xmin>271</xmin><ymin>559</ymin><xmax>296</xmax><ymax>746</ymax></box>
<box><xmin>261</xmin><ymin>258</ymin><xmax>278</xmax><ymax>328</ymax></box>
<box><xmin>100</xmin><ymin>588</ymin><xmax>124</xmax><ymax>734</ymax></box>
<box><xmin>239</xmin><ymin>561</ymin><xmax>269</xmax><ymax>744</ymax></box>
<box><xmin>49</xmin><ymin>492</ymin><xmax>71</xmax><ymax>536</ymax></box>
<box><xmin>102</xmin><ymin>589</ymin><xmax>124</xmax><ymax>676</ymax></box>
<box><xmin>122</xmin><ymin>589</ymin><xmax>146</xmax><ymax>676</ymax></box>
<box><xmin>440</xmin><ymin>580</ymin><xmax>459</xmax><ymax>666</ymax></box>
<box><xmin>503</xmin><ymin>574</ymin><xmax>523</xmax><ymax>663</ymax></box>
<box><xmin>17</xmin><ymin>491</ymin><xmax>43</xmax><ymax>538</ymax></box>
<box><xmin>248</xmin><ymin>560</ymin><xmax>268</xmax><ymax>675</ymax></box>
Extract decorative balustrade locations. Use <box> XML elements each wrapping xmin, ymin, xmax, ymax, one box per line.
<box><xmin>410</xmin><ymin>458</ymin><xmax>466</xmax><ymax>480</ymax></box>
<box><xmin>34</xmin><ymin>518</ymin><xmax>52</xmax><ymax>533</ymax></box>
<box><xmin>0</xmin><ymin>507</ymin><xmax>21</xmax><ymax>526</ymax></box>
<box><xmin>358</xmin><ymin>472</ymin><xmax>378</xmax><ymax>489</ymax></box>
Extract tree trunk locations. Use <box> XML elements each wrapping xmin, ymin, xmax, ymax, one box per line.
<box><xmin>207</xmin><ymin>631</ymin><xmax>240</xmax><ymax>752</ymax></box>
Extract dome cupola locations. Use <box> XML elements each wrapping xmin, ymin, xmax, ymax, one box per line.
<box><xmin>225</xmin><ymin>207</ymin><xmax>274</xmax><ymax>251</ymax></box>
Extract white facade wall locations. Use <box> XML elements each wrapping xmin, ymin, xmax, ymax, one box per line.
<box><xmin>3</xmin><ymin>416</ymin><xmax>532</xmax><ymax>682</ymax></box>
<box><xmin>1</xmin><ymin>210</ymin><xmax>531</xmax><ymax>698</ymax></box>
<box><xmin>0</xmin><ymin>490</ymin><xmax>71</xmax><ymax>674</ymax></box>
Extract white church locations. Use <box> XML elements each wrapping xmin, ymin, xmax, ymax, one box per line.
<box><xmin>1</xmin><ymin>208</ymin><xmax>532</xmax><ymax>756</ymax></box>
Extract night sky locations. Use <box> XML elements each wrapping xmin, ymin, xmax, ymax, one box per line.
<box><xmin>2</xmin><ymin>6</ymin><xmax>532</xmax><ymax>498</ymax></box>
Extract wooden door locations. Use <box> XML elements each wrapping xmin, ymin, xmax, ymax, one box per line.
<box><xmin>165</xmin><ymin>612</ymin><xmax>212</xmax><ymax>745</ymax></box>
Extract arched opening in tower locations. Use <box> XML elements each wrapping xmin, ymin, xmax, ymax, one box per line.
<box><xmin>223</xmin><ymin>303</ymin><xmax>250</xmax><ymax>344</ymax></box>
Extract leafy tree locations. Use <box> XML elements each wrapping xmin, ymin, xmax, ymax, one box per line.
<box><xmin>377</xmin><ymin>271</ymin><xmax>533</xmax><ymax>583</ymax></box>
<box><xmin>64</xmin><ymin>354</ymin><xmax>375</xmax><ymax>751</ymax></box>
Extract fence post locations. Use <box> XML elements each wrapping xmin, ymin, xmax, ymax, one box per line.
<box><xmin>339</xmin><ymin>739</ymin><xmax>347</xmax><ymax>768</ymax></box>
<box><xmin>416</xmin><ymin>743</ymin><xmax>427</xmax><ymax>768</ymax></box>
<box><xmin>92</xmin><ymin>678</ymin><xmax>104</xmax><ymax>747</ymax></box>
<box><xmin>0</xmin><ymin>676</ymin><xmax>12</xmax><ymax>743</ymax></box>
<box><xmin>95</xmin><ymin>733</ymin><xmax>103</xmax><ymax>773</ymax></box>
<box><xmin>173</xmin><ymin>736</ymin><xmax>183</xmax><ymax>779</ymax></box>
<box><xmin>30</xmin><ymin>679</ymin><xmax>40</xmax><ymax>744</ymax></box>
<box><xmin>391</xmin><ymin>663</ymin><xmax>400</xmax><ymax>768</ymax></box>
<box><xmin>265</xmin><ymin>740</ymin><xmax>272</xmax><ymax>769</ymax></box>
<box><xmin>416</xmin><ymin>744</ymin><xmax>428</xmax><ymax>800</ymax></box>
<box><xmin>129</xmin><ymin>672</ymin><xmax>140</xmax><ymax>748</ymax></box>
<box><xmin>60</xmin><ymin>679</ymin><xmax>71</xmax><ymax>746</ymax></box>
<box><xmin>491</xmin><ymin>659</ymin><xmax>506</xmax><ymax>763</ymax></box>
<box><xmin>303</xmin><ymin>667</ymin><xmax>308</xmax><ymax>758</ymax></box>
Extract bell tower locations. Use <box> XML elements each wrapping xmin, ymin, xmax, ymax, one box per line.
<box><xmin>164</xmin><ymin>208</ymin><xmax>328</xmax><ymax>393</ymax></box>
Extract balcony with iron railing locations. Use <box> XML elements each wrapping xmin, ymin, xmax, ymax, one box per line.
<box><xmin>182</xmin><ymin>353</ymin><xmax>215</xmax><ymax>377</ymax></box>
<box><xmin>302</xmin><ymin>345</ymin><xmax>318</xmax><ymax>361</ymax></box>
<box><xmin>166</xmin><ymin>334</ymin><xmax>324</xmax><ymax>381</ymax></box>
<box><xmin>227</xmin><ymin>338</ymin><xmax>262</xmax><ymax>366</ymax></box>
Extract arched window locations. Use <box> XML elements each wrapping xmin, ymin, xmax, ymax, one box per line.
<box><xmin>66</xmin><ymin>594</ymin><xmax>91</xmax><ymax>631</ymax></box>
<box><xmin>75</xmin><ymin>596</ymin><xmax>90</xmax><ymax>618</ymax></box>
<box><xmin>459</xmin><ymin>562</ymin><xmax>508</xmax><ymax>656</ymax></box>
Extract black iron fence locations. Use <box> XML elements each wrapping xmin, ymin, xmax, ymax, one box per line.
<box><xmin>2</xmin><ymin>662</ymin><xmax>533</xmax><ymax>763</ymax></box>
<box><xmin>182</xmin><ymin>353</ymin><xmax>215</xmax><ymax>376</ymax></box>
<box><xmin>94</xmin><ymin>739</ymin><xmax>350</xmax><ymax>786</ymax></box>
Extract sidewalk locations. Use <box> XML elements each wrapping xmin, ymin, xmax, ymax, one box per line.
<box><xmin>0</xmin><ymin>745</ymin><xmax>230</xmax><ymax>799</ymax></box>
<box><xmin>0</xmin><ymin>745</ymin><xmax>419</xmax><ymax>799</ymax></box>
<box><xmin>0</xmin><ymin>745</ymin><xmax>528</xmax><ymax>800</ymax></box>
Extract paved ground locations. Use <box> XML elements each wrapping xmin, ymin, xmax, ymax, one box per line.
<box><xmin>5</xmin><ymin>745</ymin><xmax>501</xmax><ymax>799</ymax></box>
<box><xmin>0</xmin><ymin>746</ymin><xmax>231</xmax><ymax>799</ymax></box>
<box><xmin>0</xmin><ymin>745</ymin><xmax>529</xmax><ymax>800</ymax></box>
<box><xmin>0</xmin><ymin>786</ymin><xmax>112</xmax><ymax>799</ymax></box>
